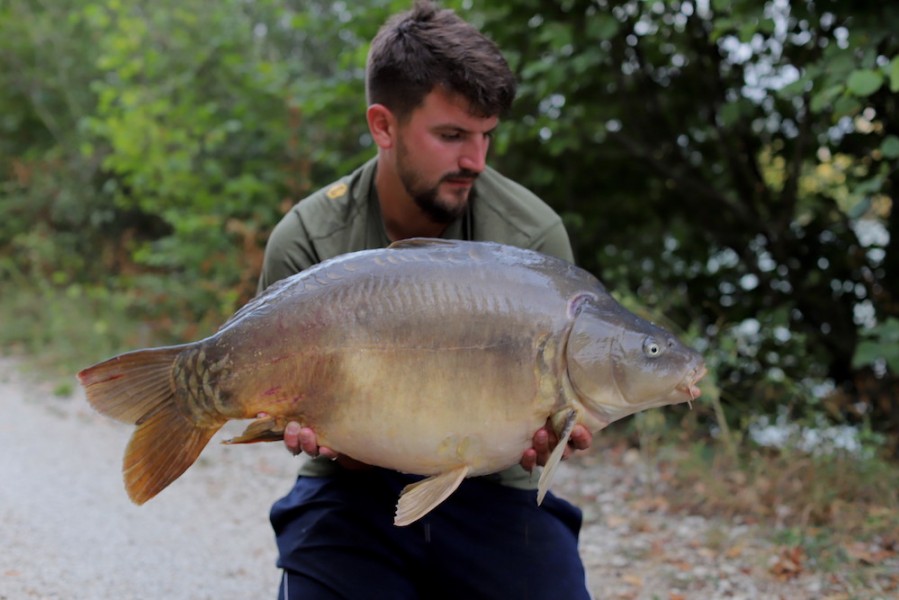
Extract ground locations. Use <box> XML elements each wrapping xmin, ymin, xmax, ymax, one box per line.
<box><xmin>0</xmin><ymin>357</ymin><xmax>894</xmax><ymax>599</ymax></box>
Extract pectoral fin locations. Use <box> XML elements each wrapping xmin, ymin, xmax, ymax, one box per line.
<box><xmin>223</xmin><ymin>415</ymin><xmax>290</xmax><ymax>444</ymax></box>
<box><xmin>394</xmin><ymin>465</ymin><xmax>470</xmax><ymax>526</ymax></box>
<box><xmin>537</xmin><ymin>408</ymin><xmax>578</xmax><ymax>505</ymax></box>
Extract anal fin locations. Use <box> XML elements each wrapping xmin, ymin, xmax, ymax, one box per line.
<box><xmin>537</xmin><ymin>408</ymin><xmax>578</xmax><ymax>505</ymax></box>
<box><xmin>223</xmin><ymin>415</ymin><xmax>290</xmax><ymax>444</ymax></box>
<box><xmin>394</xmin><ymin>465</ymin><xmax>470</xmax><ymax>526</ymax></box>
<box><xmin>124</xmin><ymin>402</ymin><xmax>221</xmax><ymax>504</ymax></box>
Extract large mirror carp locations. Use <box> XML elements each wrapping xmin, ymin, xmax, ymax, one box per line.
<box><xmin>79</xmin><ymin>239</ymin><xmax>706</xmax><ymax>525</ymax></box>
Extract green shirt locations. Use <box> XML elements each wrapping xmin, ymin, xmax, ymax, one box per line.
<box><xmin>258</xmin><ymin>157</ymin><xmax>574</xmax><ymax>488</ymax></box>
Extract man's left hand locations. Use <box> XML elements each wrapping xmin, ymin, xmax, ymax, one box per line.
<box><xmin>519</xmin><ymin>420</ymin><xmax>592</xmax><ymax>472</ymax></box>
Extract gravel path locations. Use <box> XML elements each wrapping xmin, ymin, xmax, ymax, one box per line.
<box><xmin>1</xmin><ymin>357</ymin><xmax>894</xmax><ymax>599</ymax></box>
<box><xmin>0</xmin><ymin>357</ymin><xmax>296</xmax><ymax>599</ymax></box>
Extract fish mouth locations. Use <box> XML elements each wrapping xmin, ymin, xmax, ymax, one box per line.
<box><xmin>676</xmin><ymin>363</ymin><xmax>708</xmax><ymax>408</ymax></box>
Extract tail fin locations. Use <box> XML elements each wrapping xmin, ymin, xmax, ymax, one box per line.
<box><xmin>78</xmin><ymin>346</ymin><xmax>223</xmax><ymax>504</ymax></box>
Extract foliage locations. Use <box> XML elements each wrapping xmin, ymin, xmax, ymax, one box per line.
<box><xmin>853</xmin><ymin>316</ymin><xmax>899</xmax><ymax>373</ymax></box>
<box><xmin>0</xmin><ymin>0</ymin><xmax>897</xmax><ymax>442</ymax></box>
<box><xmin>0</xmin><ymin>0</ymin><xmax>113</xmax><ymax>287</ymax></box>
<box><xmin>0</xmin><ymin>273</ymin><xmax>164</xmax><ymax>380</ymax></box>
<box><xmin>478</xmin><ymin>0</ymin><xmax>898</xmax><ymax>439</ymax></box>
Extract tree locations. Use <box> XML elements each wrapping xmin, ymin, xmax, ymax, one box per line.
<box><xmin>0</xmin><ymin>0</ymin><xmax>111</xmax><ymax>283</ymax></box>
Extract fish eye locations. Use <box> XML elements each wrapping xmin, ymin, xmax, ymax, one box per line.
<box><xmin>643</xmin><ymin>338</ymin><xmax>662</xmax><ymax>358</ymax></box>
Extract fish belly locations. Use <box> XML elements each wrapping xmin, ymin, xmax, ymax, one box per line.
<box><xmin>310</xmin><ymin>345</ymin><xmax>555</xmax><ymax>476</ymax></box>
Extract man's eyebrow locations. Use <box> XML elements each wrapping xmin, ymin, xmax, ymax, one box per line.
<box><xmin>433</xmin><ymin>123</ymin><xmax>499</xmax><ymax>135</ymax></box>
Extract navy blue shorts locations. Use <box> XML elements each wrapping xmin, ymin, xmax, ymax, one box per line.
<box><xmin>270</xmin><ymin>468</ymin><xmax>590</xmax><ymax>599</ymax></box>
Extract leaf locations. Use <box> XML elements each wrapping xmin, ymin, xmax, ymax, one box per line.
<box><xmin>770</xmin><ymin>546</ymin><xmax>805</xmax><ymax>580</ymax></box>
<box><xmin>891</xmin><ymin>56</ymin><xmax>899</xmax><ymax>92</ymax></box>
<box><xmin>832</xmin><ymin>94</ymin><xmax>861</xmax><ymax>119</ymax></box>
<box><xmin>587</xmin><ymin>14</ymin><xmax>619</xmax><ymax>41</ymax></box>
<box><xmin>843</xmin><ymin>541</ymin><xmax>895</xmax><ymax>565</ymax></box>
<box><xmin>777</xmin><ymin>76</ymin><xmax>810</xmax><ymax>99</ymax></box>
<box><xmin>853</xmin><ymin>341</ymin><xmax>886</xmax><ymax>369</ymax></box>
<box><xmin>846</xmin><ymin>69</ymin><xmax>884</xmax><ymax>97</ymax></box>
<box><xmin>853</xmin><ymin>318</ymin><xmax>899</xmax><ymax>372</ymax></box>
<box><xmin>738</xmin><ymin>21</ymin><xmax>757</xmax><ymax>43</ymax></box>
<box><xmin>874</xmin><ymin>318</ymin><xmax>899</xmax><ymax>343</ymax></box>
<box><xmin>537</xmin><ymin>22</ymin><xmax>572</xmax><ymax>47</ymax></box>
<box><xmin>881</xmin><ymin>135</ymin><xmax>899</xmax><ymax>160</ymax></box>
<box><xmin>719</xmin><ymin>101</ymin><xmax>744</xmax><ymax>127</ymax></box>
<box><xmin>810</xmin><ymin>84</ymin><xmax>842</xmax><ymax>113</ymax></box>
<box><xmin>712</xmin><ymin>0</ymin><xmax>731</xmax><ymax>13</ymax></box>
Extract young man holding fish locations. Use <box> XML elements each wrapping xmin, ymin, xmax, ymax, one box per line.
<box><xmin>261</xmin><ymin>2</ymin><xmax>594</xmax><ymax>598</ymax></box>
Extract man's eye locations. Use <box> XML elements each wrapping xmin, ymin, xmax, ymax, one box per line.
<box><xmin>440</xmin><ymin>132</ymin><xmax>462</xmax><ymax>141</ymax></box>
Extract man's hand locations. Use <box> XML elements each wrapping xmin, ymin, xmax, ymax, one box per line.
<box><xmin>283</xmin><ymin>422</ymin><xmax>369</xmax><ymax>470</ymax></box>
<box><xmin>519</xmin><ymin>420</ymin><xmax>592</xmax><ymax>472</ymax></box>
<box><xmin>283</xmin><ymin>418</ymin><xmax>591</xmax><ymax>473</ymax></box>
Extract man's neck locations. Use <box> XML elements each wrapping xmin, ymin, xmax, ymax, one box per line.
<box><xmin>374</xmin><ymin>160</ymin><xmax>447</xmax><ymax>242</ymax></box>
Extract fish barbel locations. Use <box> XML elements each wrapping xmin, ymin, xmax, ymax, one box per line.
<box><xmin>78</xmin><ymin>239</ymin><xmax>706</xmax><ymax>525</ymax></box>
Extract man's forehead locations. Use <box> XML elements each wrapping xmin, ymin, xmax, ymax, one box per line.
<box><xmin>415</xmin><ymin>87</ymin><xmax>500</xmax><ymax>130</ymax></box>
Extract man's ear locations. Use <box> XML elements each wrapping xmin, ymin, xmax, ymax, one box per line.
<box><xmin>367</xmin><ymin>104</ymin><xmax>396</xmax><ymax>149</ymax></box>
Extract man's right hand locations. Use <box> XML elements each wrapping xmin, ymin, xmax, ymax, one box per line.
<box><xmin>284</xmin><ymin>422</ymin><xmax>370</xmax><ymax>469</ymax></box>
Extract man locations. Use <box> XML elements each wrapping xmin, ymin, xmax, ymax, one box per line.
<box><xmin>259</xmin><ymin>2</ymin><xmax>593</xmax><ymax>598</ymax></box>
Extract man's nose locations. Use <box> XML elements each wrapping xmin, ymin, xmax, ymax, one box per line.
<box><xmin>458</xmin><ymin>136</ymin><xmax>489</xmax><ymax>174</ymax></box>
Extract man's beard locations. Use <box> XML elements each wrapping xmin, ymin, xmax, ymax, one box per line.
<box><xmin>409</xmin><ymin>177</ymin><xmax>478</xmax><ymax>224</ymax></box>
<box><xmin>396</xmin><ymin>141</ymin><xmax>478</xmax><ymax>225</ymax></box>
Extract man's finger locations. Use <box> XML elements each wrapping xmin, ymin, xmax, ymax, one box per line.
<box><xmin>520</xmin><ymin>448</ymin><xmax>538</xmax><ymax>472</ymax></box>
<box><xmin>318</xmin><ymin>446</ymin><xmax>339</xmax><ymax>460</ymax></box>
<box><xmin>284</xmin><ymin>421</ymin><xmax>302</xmax><ymax>455</ymax></box>
<box><xmin>568</xmin><ymin>425</ymin><xmax>593</xmax><ymax>451</ymax></box>
<box><xmin>297</xmin><ymin>426</ymin><xmax>319</xmax><ymax>456</ymax></box>
<box><xmin>532</xmin><ymin>428</ymin><xmax>550</xmax><ymax>454</ymax></box>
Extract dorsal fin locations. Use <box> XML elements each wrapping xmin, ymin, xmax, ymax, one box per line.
<box><xmin>218</xmin><ymin>274</ymin><xmax>296</xmax><ymax>330</ymax></box>
<box><xmin>387</xmin><ymin>237</ymin><xmax>459</xmax><ymax>250</ymax></box>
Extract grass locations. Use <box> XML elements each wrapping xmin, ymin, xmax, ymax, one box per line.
<box><xmin>0</xmin><ymin>281</ymin><xmax>176</xmax><ymax>388</ymax></box>
<box><xmin>662</xmin><ymin>439</ymin><xmax>899</xmax><ymax>533</ymax></box>
<box><xmin>578</xmin><ymin>420</ymin><xmax>899</xmax><ymax>595</ymax></box>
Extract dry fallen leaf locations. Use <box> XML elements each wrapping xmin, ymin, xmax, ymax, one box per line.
<box><xmin>667</xmin><ymin>559</ymin><xmax>694</xmax><ymax>572</ymax></box>
<box><xmin>769</xmin><ymin>546</ymin><xmax>805</xmax><ymax>580</ymax></box>
<box><xmin>605</xmin><ymin>514</ymin><xmax>629</xmax><ymax>529</ymax></box>
<box><xmin>843</xmin><ymin>540</ymin><xmax>896</xmax><ymax>565</ymax></box>
<box><xmin>632</xmin><ymin>496</ymin><xmax>670</xmax><ymax>513</ymax></box>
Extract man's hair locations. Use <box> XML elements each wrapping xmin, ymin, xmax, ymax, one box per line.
<box><xmin>365</xmin><ymin>0</ymin><xmax>517</xmax><ymax>120</ymax></box>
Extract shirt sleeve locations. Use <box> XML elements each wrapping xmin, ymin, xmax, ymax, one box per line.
<box><xmin>257</xmin><ymin>210</ymin><xmax>318</xmax><ymax>293</ymax></box>
<box><xmin>532</xmin><ymin>220</ymin><xmax>575</xmax><ymax>264</ymax></box>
